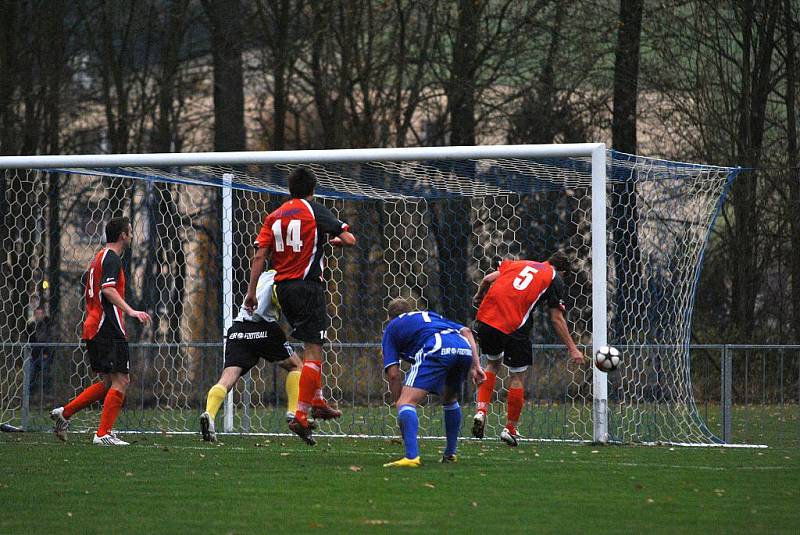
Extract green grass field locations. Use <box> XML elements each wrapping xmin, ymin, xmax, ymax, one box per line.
<box><xmin>1</xmin><ymin>432</ymin><xmax>798</xmax><ymax>534</ymax></box>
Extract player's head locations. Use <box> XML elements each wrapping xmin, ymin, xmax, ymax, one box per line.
<box><xmin>288</xmin><ymin>166</ymin><xmax>317</xmax><ymax>199</ymax></box>
<box><xmin>106</xmin><ymin>216</ymin><xmax>132</xmax><ymax>247</ymax></box>
<box><xmin>547</xmin><ymin>250</ymin><xmax>571</xmax><ymax>273</ymax></box>
<box><xmin>387</xmin><ymin>297</ymin><xmax>413</xmax><ymax>319</ymax></box>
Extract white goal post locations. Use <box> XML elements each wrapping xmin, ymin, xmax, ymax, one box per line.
<box><xmin>0</xmin><ymin>144</ymin><xmax>737</xmax><ymax>445</ymax></box>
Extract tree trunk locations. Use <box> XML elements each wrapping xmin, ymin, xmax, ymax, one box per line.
<box><xmin>152</xmin><ymin>0</ymin><xmax>190</xmax><ymax>153</ymax></box>
<box><xmin>0</xmin><ymin>1</ymin><xmax>19</xmax><ymax>155</ymax></box>
<box><xmin>610</xmin><ymin>0</ymin><xmax>644</xmax><ymax>342</ymax></box>
<box><xmin>203</xmin><ymin>0</ymin><xmax>246</xmax><ymax>152</ymax></box>
<box><xmin>785</xmin><ymin>0</ymin><xmax>800</xmax><ymax>341</ymax></box>
<box><xmin>611</xmin><ymin>0</ymin><xmax>643</xmax><ymax>153</ymax></box>
<box><xmin>731</xmin><ymin>0</ymin><xmax>778</xmax><ymax>341</ymax></box>
<box><xmin>448</xmin><ymin>0</ymin><xmax>480</xmax><ymax>146</ymax></box>
<box><xmin>271</xmin><ymin>0</ymin><xmax>291</xmax><ymax>151</ymax></box>
<box><xmin>43</xmin><ymin>1</ymin><xmax>66</xmax><ymax>338</ymax></box>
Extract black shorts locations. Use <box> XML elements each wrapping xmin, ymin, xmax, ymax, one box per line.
<box><xmin>224</xmin><ymin>320</ymin><xmax>294</xmax><ymax>374</ymax></box>
<box><xmin>473</xmin><ymin>320</ymin><xmax>532</xmax><ymax>371</ymax></box>
<box><xmin>85</xmin><ymin>337</ymin><xmax>130</xmax><ymax>374</ymax></box>
<box><xmin>275</xmin><ymin>279</ymin><xmax>327</xmax><ymax>344</ymax></box>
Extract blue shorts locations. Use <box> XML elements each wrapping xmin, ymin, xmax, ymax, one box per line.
<box><xmin>404</xmin><ymin>332</ymin><xmax>473</xmax><ymax>395</ymax></box>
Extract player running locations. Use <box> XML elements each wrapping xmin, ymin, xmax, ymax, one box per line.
<box><xmin>245</xmin><ymin>166</ymin><xmax>356</xmax><ymax>445</ymax></box>
<box><xmin>199</xmin><ymin>269</ymin><xmax>303</xmax><ymax>442</ymax></box>
<box><xmin>471</xmin><ymin>251</ymin><xmax>585</xmax><ymax>446</ymax></box>
<box><xmin>381</xmin><ymin>298</ymin><xmax>485</xmax><ymax>467</ymax></box>
<box><xmin>50</xmin><ymin>217</ymin><xmax>151</xmax><ymax>446</ymax></box>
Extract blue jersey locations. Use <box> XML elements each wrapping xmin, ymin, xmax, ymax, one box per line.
<box><xmin>382</xmin><ymin>311</ymin><xmax>466</xmax><ymax>370</ymax></box>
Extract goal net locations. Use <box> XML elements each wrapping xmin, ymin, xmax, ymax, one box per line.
<box><xmin>0</xmin><ymin>145</ymin><xmax>737</xmax><ymax>444</ymax></box>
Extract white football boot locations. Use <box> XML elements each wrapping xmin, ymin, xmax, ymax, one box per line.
<box><xmin>500</xmin><ymin>426</ymin><xmax>521</xmax><ymax>447</ymax></box>
<box><xmin>50</xmin><ymin>407</ymin><xmax>70</xmax><ymax>442</ymax></box>
<box><xmin>93</xmin><ymin>432</ymin><xmax>129</xmax><ymax>446</ymax></box>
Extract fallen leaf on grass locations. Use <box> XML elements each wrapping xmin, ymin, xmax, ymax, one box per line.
<box><xmin>125</xmin><ymin>472</ymin><xmax>133</xmax><ymax>477</ymax></box>
<box><xmin>363</xmin><ymin>520</ymin><xmax>390</xmax><ymax>525</ymax></box>
<box><xmin>424</xmin><ymin>482</ymin><xmax>435</xmax><ymax>489</ymax></box>
<box><xmin>280</xmin><ymin>452</ymin><xmax>290</xmax><ymax>457</ymax></box>
<box><xmin>349</xmin><ymin>465</ymin><xmax>362</xmax><ymax>472</ymax></box>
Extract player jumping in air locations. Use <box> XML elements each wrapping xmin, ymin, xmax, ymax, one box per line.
<box><xmin>381</xmin><ymin>298</ymin><xmax>485</xmax><ymax>467</ymax></box>
<box><xmin>471</xmin><ymin>251</ymin><xmax>585</xmax><ymax>446</ymax></box>
<box><xmin>200</xmin><ymin>269</ymin><xmax>303</xmax><ymax>442</ymax></box>
<box><xmin>50</xmin><ymin>217</ymin><xmax>151</xmax><ymax>446</ymax></box>
<box><xmin>245</xmin><ymin>167</ymin><xmax>356</xmax><ymax>445</ymax></box>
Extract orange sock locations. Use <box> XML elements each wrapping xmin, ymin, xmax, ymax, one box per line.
<box><xmin>311</xmin><ymin>362</ymin><xmax>326</xmax><ymax>407</ymax></box>
<box><xmin>97</xmin><ymin>388</ymin><xmax>125</xmax><ymax>437</ymax></box>
<box><xmin>507</xmin><ymin>387</ymin><xmax>524</xmax><ymax>432</ymax></box>
<box><xmin>476</xmin><ymin>370</ymin><xmax>497</xmax><ymax>414</ymax></box>
<box><xmin>295</xmin><ymin>360</ymin><xmax>321</xmax><ymax>420</ymax></box>
<box><xmin>63</xmin><ymin>382</ymin><xmax>108</xmax><ymax>418</ymax></box>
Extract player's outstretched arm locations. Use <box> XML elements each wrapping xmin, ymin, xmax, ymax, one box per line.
<box><xmin>244</xmin><ymin>247</ymin><xmax>270</xmax><ymax>313</ymax></box>
<box><xmin>548</xmin><ymin>308</ymin><xmax>584</xmax><ymax>364</ymax></box>
<box><xmin>459</xmin><ymin>327</ymin><xmax>486</xmax><ymax>385</ymax></box>
<box><xmin>100</xmin><ymin>287</ymin><xmax>151</xmax><ymax>325</ymax></box>
<box><xmin>329</xmin><ymin>230</ymin><xmax>356</xmax><ymax>247</ymax></box>
<box><xmin>384</xmin><ymin>364</ymin><xmax>403</xmax><ymax>403</ymax></box>
<box><xmin>473</xmin><ymin>270</ymin><xmax>500</xmax><ymax>306</ymax></box>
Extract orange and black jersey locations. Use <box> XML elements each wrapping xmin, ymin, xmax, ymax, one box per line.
<box><xmin>476</xmin><ymin>260</ymin><xmax>566</xmax><ymax>335</ymax></box>
<box><xmin>81</xmin><ymin>248</ymin><xmax>127</xmax><ymax>340</ymax></box>
<box><xmin>255</xmin><ymin>199</ymin><xmax>349</xmax><ymax>282</ymax></box>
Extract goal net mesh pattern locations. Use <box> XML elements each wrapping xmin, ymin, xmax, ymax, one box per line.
<box><xmin>0</xmin><ymin>150</ymin><xmax>736</xmax><ymax>443</ymax></box>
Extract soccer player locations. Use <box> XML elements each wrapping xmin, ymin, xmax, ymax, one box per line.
<box><xmin>199</xmin><ymin>269</ymin><xmax>302</xmax><ymax>442</ymax></box>
<box><xmin>471</xmin><ymin>251</ymin><xmax>585</xmax><ymax>446</ymax></box>
<box><xmin>381</xmin><ymin>298</ymin><xmax>486</xmax><ymax>467</ymax></box>
<box><xmin>50</xmin><ymin>217</ymin><xmax>151</xmax><ymax>446</ymax></box>
<box><xmin>245</xmin><ymin>167</ymin><xmax>356</xmax><ymax>445</ymax></box>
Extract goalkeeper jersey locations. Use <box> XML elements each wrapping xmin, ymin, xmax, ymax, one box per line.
<box><xmin>235</xmin><ymin>270</ymin><xmax>280</xmax><ymax>323</ymax></box>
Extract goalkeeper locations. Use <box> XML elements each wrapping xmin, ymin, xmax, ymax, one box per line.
<box><xmin>381</xmin><ymin>298</ymin><xmax>485</xmax><ymax>467</ymax></box>
<box><xmin>200</xmin><ymin>269</ymin><xmax>302</xmax><ymax>442</ymax></box>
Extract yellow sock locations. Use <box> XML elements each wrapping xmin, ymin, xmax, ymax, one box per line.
<box><xmin>285</xmin><ymin>371</ymin><xmax>301</xmax><ymax>414</ymax></box>
<box><xmin>205</xmin><ymin>384</ymin><xmax>227</xmax><ymax>419</ymax></box>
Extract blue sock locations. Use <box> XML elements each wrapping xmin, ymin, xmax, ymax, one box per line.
<box><xmin>397</xmin><ymin>404</ymin><xmax>419</xmax><ymax>459</ymax></box>
<box><xmin>443</xmin><ymin>401</ymin><xmax>462</xmax><ymax>456</ymax></box>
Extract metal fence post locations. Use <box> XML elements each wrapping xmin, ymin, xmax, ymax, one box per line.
<box><xmin>721</xmin><ymin>345</ymin><xmax>732</xmax><ymax>443</ymax></box>
<box><xmin>21</xmin><ymin>345</ymin><xmax>31</xmax><ymax>430</ymax></box>
<box><xmin>242</xmin><ymin>374</ymin><xmax>252</xmax><ymax>433</ymax></box>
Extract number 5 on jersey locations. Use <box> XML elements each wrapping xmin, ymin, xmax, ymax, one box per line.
<box><xmin>272</xmin><ymin>219</ymin><xmax>303</xmax><ymax>252</ymax></box>
<box><xmin>513</xmin><ymin>265</ymin><xmax>538</xmax><ymax>290</ymax></box>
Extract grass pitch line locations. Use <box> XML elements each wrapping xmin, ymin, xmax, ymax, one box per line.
<box><xmin>1</xmin><ymin>438</ymin><xmax>791</xmax><ymax>472</ymax></box>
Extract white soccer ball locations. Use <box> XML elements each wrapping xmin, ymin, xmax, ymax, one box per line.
<box><xmin>594</xmin><ymin>346</ymin><xmax>621</xmax><ymax>372</ymax></box>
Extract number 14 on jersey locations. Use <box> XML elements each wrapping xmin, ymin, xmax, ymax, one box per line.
<box><xmin>272</xmin><ymin>219</ymin><xmax>303</xmax><ymax>252</ymax></box>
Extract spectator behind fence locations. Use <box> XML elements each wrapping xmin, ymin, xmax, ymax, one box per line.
<box><xmin>26</xmin><ymin>305</ymin><xmax>54</xmax><ymax>394</ymax></box>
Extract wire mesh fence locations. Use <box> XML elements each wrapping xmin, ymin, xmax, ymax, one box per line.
<box><xmin>10</xmin><ymin>342</ymin><xmax>799</xmax><ymax>447</ymax></box>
